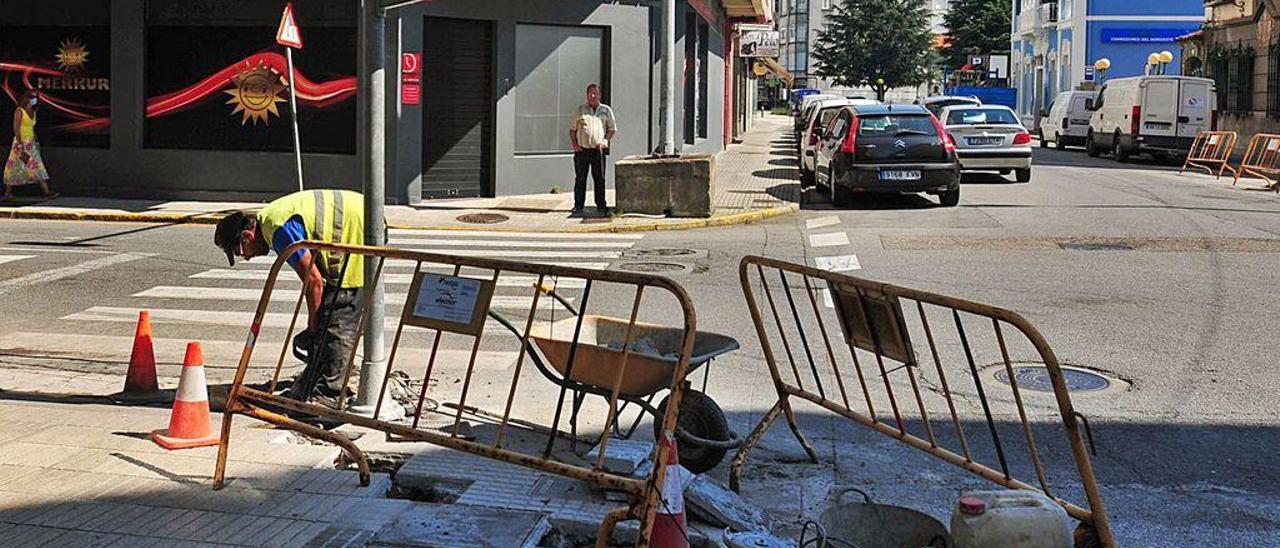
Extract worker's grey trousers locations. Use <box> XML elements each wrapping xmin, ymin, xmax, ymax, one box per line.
<box><xmin>296</xmin><ymin>286</ymin><xmax>360</xmax><ymax>398</ymax></box>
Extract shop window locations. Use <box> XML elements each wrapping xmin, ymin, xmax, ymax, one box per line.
<box><xmin>143</xmin><ymin>26</ymin><xmax>357</xmax><ymax>153</ymax></box>
<box><xmin>513</xmin><ymin>24</ymin><xmax>606</xmax><ymax>154</ymax></box>
<box><xmin>0</xmin><ymin>25</ymin><xmax>111</xmax><ymax>148</ymax></box>
<box><xmin>1269</xmin><ymin>43</ymin><xmax>1280</xmax><ymax>118</ymax></box>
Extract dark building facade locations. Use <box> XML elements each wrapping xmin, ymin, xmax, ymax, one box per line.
<box><xmin>1</xmin><ymin>0</ymin><xmax>769</xmax><ymax>203</ymax></box>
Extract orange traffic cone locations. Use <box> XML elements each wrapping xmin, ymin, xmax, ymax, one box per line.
<box><xmin>651</xmin><ymin>432</ymin><xmax>689</xmax><ymax>548</ymax></box>
<box><xmin>112</xmin><ymin>311</ymin><xmax>168</xmax><ymax>404</ymax></box>
<box><xmin>151</xmin><ymin>342</ymin><xmax>220</xmax><ymax>450</ymax></box>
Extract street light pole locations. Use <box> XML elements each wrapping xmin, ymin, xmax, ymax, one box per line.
<box><xmin>658</xmin><ymin>0</ymin><xmax>675</xmax><ymax>155</ymax></box>
<box><xmin>354</xmin><ymin>0</ymin><xmax>396</xmax><ymax>418</ymax></box>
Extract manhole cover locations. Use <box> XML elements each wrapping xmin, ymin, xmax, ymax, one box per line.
<box><xmin>993</xmin><ymin>365</ymin><xmax>1112</xmax><ymax>393</ymax></box>
<box><xmin>456</xmin><ymin>213</ymin><xmax>509</xmax><ymax>224</ymax></box>
<box><xmin>617</xmin><ymin>262</ymin><xmax>689</xmax><ymax>273</ymax></box>
<box><xmin>626</xmin><ymin>248</ymin><xmax>698</xmax><ymax>257</ymax></box>
<box><xmin>1059</xmin><ymin>242</ymin><xmax>1133</xmax><ymax>251</ymax></box>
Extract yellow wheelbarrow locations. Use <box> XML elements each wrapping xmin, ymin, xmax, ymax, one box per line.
<box><xmin>488</xmin><ymin>287</ymin><xmax>741</xmax><ymax>473</ymax></box>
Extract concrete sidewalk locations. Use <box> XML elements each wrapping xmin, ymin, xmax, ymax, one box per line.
<box><xmin>0</xmin><ymin>116</ymin><xmax>799</xmax><ymax>233</ymax></box>
<box><xmin>0</xmin><ymin>396</ymin><xmax>399</xmax><ymax>547</ymax></box>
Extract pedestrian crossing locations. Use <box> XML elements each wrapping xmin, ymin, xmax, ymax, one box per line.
<box><xmin>8</xmin><ymin>231</ymin><xmax>647</xmax><ymax>368</ymax></box>
<box><xmin>801</xmin><ymin>215</ymin><xmax>861</xmax><ymax>308</ymax></box>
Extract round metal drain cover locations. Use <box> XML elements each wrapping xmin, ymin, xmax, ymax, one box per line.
<box><xmin>994</xmin><ymin>365</ymin><xmax>1112</xmax><ymax>393</ymax></box>
<box><xmin>626</xmin><ymin>248</ymin><xmax>697</xmax><ymax>257</ymax></box>
<box><xmin>617</xmin><ymin>261</ymin><xmax>688</xmax><ymax>273</ymax></box>
<box><xmin>456</xmin><ymin>213</ymin><xmax>509</xmax><ymax>224</ymax></box>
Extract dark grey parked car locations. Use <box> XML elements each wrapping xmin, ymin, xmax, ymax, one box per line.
<box><xmin>813</xmin><ymin>104</ymin><xmax>961</xmax><ymax>207</ymax></box>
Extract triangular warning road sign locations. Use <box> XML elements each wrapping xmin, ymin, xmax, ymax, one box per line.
<box><xmin>276</xmin><ymin>3</ymin><xmax>303</xmax><ymax>49</ymax></box>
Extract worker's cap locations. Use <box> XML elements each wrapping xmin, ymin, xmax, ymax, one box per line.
<box><xmin>213</xmin><ymin>211</ymin><xmax>254</xmax><ymax>267</ymax></box>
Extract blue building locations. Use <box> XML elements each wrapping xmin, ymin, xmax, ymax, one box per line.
<box><xmin>1011</xmin><ymin>0</ymin><xmax>1205</xmax><ymax>127</ymax></box>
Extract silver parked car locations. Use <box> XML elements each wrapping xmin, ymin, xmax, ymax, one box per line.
<box><xmin>938</xmin><ymin>104</ymin><xmax>1033</xmax><ymax>182</ymax></box>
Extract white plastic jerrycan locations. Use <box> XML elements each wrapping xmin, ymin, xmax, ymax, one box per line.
<box><xmin>950</xmin><ymin>490</ymin><xmax>1072</xmax><ymax>548</ymax></box>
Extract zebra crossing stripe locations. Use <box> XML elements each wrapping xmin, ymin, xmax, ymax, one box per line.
<box><xmin>394</xmin><ymin>248</ymin><xmax>622</xmax><ymax>259</ymax></box>
<box><xmin>62</xmin><ymin>306</ymin><xmax>516</xmax><ymax>332</ymax></box>
<box><xmin>813</xmin><ymin>254</ymin><xmax>861</xmax><ymax>272</ymax></box>
<box><xmin>0</xmin><ymin>253</ymin><xmax>153</xmax><ymax>297</ymax></box>
<box><xmin>388</xmin><ymin>229</ymin><xmax>643</xmax><ymax>240</ymax></box>
<box><xmin>808</xmin><ymin>232</ymin><xmax>850</xmax><ymax>247</ymax></box>
<box><xmin>386</xmin><ymin>239</ymin><xmax>635</xmax><ymax>249</ymax></box>
<box><xmin>188</xmin><ymin>269</ymin><xmax>590</xmax><ymax>288</ymax></box>
<box><xmin>813</xmin><ymin>254</ymin><xmax>860</xmax><ymax>308</ymax></box>
<box><xmin>0</xmin><ymin>332</ymin><xmax>516</xmax><ymax>372</ymax></box>
<box><xmin>805</xmin><ymin>215</ymin><xmax>841</xmax><ymax>230</ymax></box>
<box><xmin>0</xmin><ymin>255</ymin><xmax>35</xmax><ymax>266</ymax></box>
<box><xmin>232</xmin><ymin>259</ymin><xmax>612</xmax><ymax>271</ymax></box>
<box><xmin>134</xmin><ymin>286</ymin><xmax>575</xmax><ymax>310</ymax></box>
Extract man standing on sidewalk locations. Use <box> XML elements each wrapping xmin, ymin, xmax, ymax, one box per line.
<box><xmin>569</xmin><ymin>83</ymin><xmax>616</xmax><ymax>216</ymax></box>
<box><xmin>212</xmin><ymin>189</ymin><xmax>364</xmax><ymax>408</ymax></box>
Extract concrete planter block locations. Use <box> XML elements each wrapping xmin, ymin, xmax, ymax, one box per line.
<box><xmin>615</xmin><ymin>153</ymin><xmax>716</xmax><ymax>217</ymax></box>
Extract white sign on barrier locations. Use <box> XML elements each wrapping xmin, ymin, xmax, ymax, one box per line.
<box><xmin>1268</xmin><ymin>139</ymin><xmax>1279</xmax><ymax>152</ymax></box>
<box><xmin>1209</xmin><ymin>135</ymin><xmax>1220</xmax><ymax>145</ymax></box>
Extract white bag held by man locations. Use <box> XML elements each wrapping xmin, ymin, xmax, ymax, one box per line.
<box><xmin>575</xmin><ymin>113</ymin><xmax>608</xmax><ymax>149</ymax></box>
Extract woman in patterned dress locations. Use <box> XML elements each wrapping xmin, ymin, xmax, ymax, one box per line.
<box><xmin>3</xmin><ymin>90</ymin><xmax>57</xmax><ymax>201</ymax></box>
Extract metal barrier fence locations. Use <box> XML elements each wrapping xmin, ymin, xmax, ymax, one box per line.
<box><xmin>211</xmin><ymin>241</ymin><xmax>700</xmax><ymax>547</ymax></box>
<box><xmin>1233</xmin><ymin>133</ymin><xmax>1280</xmax><ymax>191</ymax></box>
<box><xmin>1181</xmin><ymin>130</ymin><xmax>1238</xmax><ymax>179</ymax></box>
<box><xmin>731</xmin><ymin>256</ymin><xmax>1115</xmax><ymax>547</ymax></box>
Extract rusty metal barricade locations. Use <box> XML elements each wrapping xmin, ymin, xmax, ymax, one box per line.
<box><xmin>731</xmin><ymin>256</ymin><xmax>1115</xmax><ymax>547</ymax></box>
<box><xmin>211</xmin><ymin>241</ymin><xmax>701</xmax><ymax>547</ymax></box>
<box><xmin>1181</xmin><ymin>130</ymin><xmax>1238</xmax><ymax>179</ymax></box>
<box><xmin>1233</xmin><ymin>133</ymin><xmax>1280</xmax><ymax>191</ymax></box>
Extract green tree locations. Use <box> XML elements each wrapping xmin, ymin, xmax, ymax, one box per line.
<box><xmin>813</xmin><ymin>0</ymin><xmax>936</xmax><ymax>102</ymax></box>
<box><xmin>942</xmin><ymin>0</ymin><xmax>1012</xmax><ymax>69</ymax></box>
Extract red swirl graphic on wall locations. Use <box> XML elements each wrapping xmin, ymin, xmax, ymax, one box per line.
<box><xmin>2</xmin><ymin>50</ymin><xmax>356</xmax><ymax>134</ymax></box>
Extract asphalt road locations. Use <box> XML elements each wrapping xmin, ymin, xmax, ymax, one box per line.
<box><xmin>2</xmin><ymin>141</ymin><xmax>1278</xmax><ymax>545</ymax></box>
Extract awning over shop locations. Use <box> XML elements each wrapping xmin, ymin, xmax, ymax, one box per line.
<box><xmin>758</xmin><ymin>57</ymin><xmax>794</xmax><ymax>86</ymax></box>
<box><xmin>721</xmin><ymin>0</ymin><xmax>773</xmax><ymax>22</ymax></box>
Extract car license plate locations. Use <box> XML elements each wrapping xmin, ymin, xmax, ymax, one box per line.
<box><xmin>880</xmin><ymin>170</ymin><xmax>921</xmax><ymax>181</ymax></box>
<box><xmin>967</xmin><ymin>136</ymin><xmax>1002</xmax><ymax>145</ymax></box>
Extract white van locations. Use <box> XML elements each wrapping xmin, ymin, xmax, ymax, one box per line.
<box><xmin>1084</xmin><ymin>75</ymin><xmax>1216</xmax><ymax>162</ymax></box>
<box><xmin>1039</xmin><ymin>90</ymin><xmax>1097</xmax><ymax>150</ymax></box>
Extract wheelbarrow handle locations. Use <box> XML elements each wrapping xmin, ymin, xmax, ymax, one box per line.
<box><xmin>798</xmin><ymin>520</ymin><xmax>827</xmax><ymax>548</ymax></box>
<box><xmin>836</xmin><ymin>487</ymin><xmax>872</xmax><ymax>505</ymax></box>
<box><xmin>536</xmin><ymin>283</ymin><xmax>579</xmax><ymax>316</ymax></box>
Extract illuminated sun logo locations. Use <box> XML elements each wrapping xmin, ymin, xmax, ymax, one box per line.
<box><xmin>55</xmin><ymin>38</ymin><xmax>90</xmax><ymax>72</ymax></box>
<box><xmin>224</xmin><ymin>62</ymin><xmax>288</xmax><ymax>126</ymax></box>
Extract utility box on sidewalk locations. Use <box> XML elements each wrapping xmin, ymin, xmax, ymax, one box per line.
<box><xmin>615</xmin><ymin>154</ymin><xmax>716</xmax><ymax>217</ymax></box>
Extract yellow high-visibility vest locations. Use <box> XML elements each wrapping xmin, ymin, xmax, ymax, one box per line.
<box><xmin>258</xmin><ymin>189</ymin><xmax>364</xmax><ymax>289</ymax></box>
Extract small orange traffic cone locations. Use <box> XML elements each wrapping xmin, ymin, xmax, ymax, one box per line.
<box><xmin>651</xmin><ymin>432</ymin><xmax>689</xmax><ymax>548</ymax></box>
<box><xmin>151</xmin><ymin>342</ymin><xmax>220</xmax><ymax>450</ymax></box>
<box><xmin>112</xmin><ymin>311</ymin><xmax>168</xmax><ymax>404</ymax></box>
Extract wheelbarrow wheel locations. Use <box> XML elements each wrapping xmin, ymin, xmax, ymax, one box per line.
<box><xmin>653</xmin><ymin>390</ymin><xmax>730</xmax><ymax>474</ymax></box>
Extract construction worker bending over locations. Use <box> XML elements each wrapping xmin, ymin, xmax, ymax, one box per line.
<box><xmin>213</xmin><ymin>189</ymin><xmax>365</xmax><ymax>407</ymax></box>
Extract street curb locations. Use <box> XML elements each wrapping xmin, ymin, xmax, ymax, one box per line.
<box><xmin>0</xmin><ymin>202</ymin><xmax>799</xmax><ymax>233</ymax></box>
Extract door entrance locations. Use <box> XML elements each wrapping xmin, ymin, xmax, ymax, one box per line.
<box><xmin>422</xmin><ymin>17</ymin><xmax>494</xmax><ymax>199</ymax></box>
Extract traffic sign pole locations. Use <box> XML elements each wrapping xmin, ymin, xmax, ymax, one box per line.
<box><xmin>286</xmin><ymin>48</ymin><xmax>304</xmax><ymax>192</ymax></box>
<box><xmin>277</xmin><ymin>3</ymin><xmax>305</xmax><ymax>191</ymax></box>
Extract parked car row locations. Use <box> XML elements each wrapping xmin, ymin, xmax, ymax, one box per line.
<box><xmin>1038</xmin><ymin>75</ymin><xmax>1216</xmax><ymax>164</ymax></box>
<box><xmin>790</xmin><ymin>91</ymin><xmax>1035</xmax><ymax>208</ymax></box>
